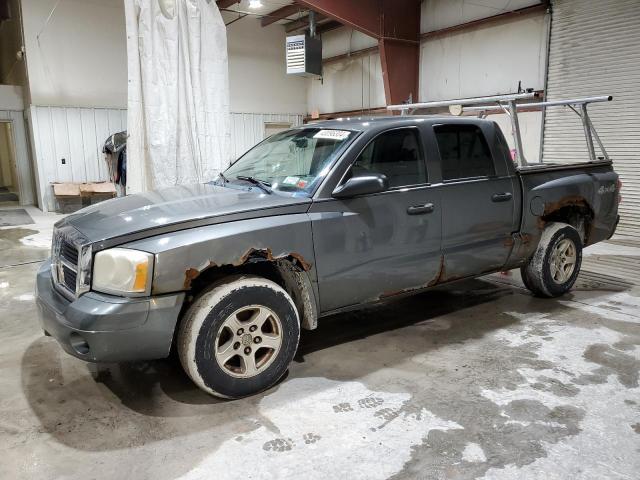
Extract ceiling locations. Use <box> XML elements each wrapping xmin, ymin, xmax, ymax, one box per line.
<box><xmin>217</xmin><ymin>0</ymin><xmax>342</xmax><ymax>34</ymax></box>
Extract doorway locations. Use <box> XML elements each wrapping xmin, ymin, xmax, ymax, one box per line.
<box><xmin>0</xmin><ymin>121</ymin><xmax>19</xmax><ymax>204</ymax></box>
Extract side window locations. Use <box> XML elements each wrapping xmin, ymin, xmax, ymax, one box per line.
<box><xmin>434</xmin><ymin>124</ymin><xmax>496</xmax><ymax>181</ymax></box>
<box><xmin>351</xmin><ymin>128</ymin><xmax>427</xmax><ymax>188</ymax></box>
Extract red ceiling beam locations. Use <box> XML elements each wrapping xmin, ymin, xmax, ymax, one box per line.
<box><xmin>294</xmin><ymin>0</ymin><xmax>380</xmax><ymax>38</ymax></box>
<box><xmin>295</xmin><ymin>0</ymin><xmax>422</xmax><ymax>105</ymax></box>
<box><xmin>261</xmin><ymin>4</ymin><xmax>302</xmax><ymax>27</ymax></box>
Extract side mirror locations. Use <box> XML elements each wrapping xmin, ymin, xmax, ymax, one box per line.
<box><xmin>332</xmin><ymin>173</ymin><xmax>389</xmax><ymax>199</ymax></box>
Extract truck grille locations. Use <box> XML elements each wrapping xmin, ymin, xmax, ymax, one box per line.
<box><xmin>60</xmin><ymin>239</ymin><xmax>79</xmax><ymax>265</ymax></box>
<box><xmin>51</xmin><ymin>228</ymin><xmax>86</xmax><ymax>299</ymax></box>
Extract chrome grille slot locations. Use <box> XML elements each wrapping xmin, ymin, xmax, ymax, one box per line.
<box><xmin>60</xmin><ymin>240</ymin><xmax>79</xmax><ymax>265</ymax></box>
<box><xmin>51</xmin><ymin>228</ymin><xmax>87</xmax><ymax>300</ymax></box>
<box><xmin>62</xmin><ymin>265</ymin><xmax>77</xmax><ymax>289</ymax></box>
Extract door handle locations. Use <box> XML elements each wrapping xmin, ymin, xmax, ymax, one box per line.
<box><xmin>492</xmin><ymin>192</ymin><xmax>512</xmax><ymax>202</ymax></box>
<box><xmin>407</xmin><ymin>203</ymin><xmax>435</xmax><ymax>215</ymax></box>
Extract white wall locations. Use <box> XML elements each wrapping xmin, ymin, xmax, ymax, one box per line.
<box><xmin>307</xmin><ymin>49</ymin><xmax>386</xmax><ymax>114</ymax></box>
<box><xmin>421</xmin><ymin>0</ymin><xmax>542</xmax><ymax>32</ymax></box>
<box><xmin>30</xmin><ymin>105</ymin><xmax>126</xmax><ymax>211</ymax></box>
<box><xmin>0</xmin><ymin>85</ymin><xmax>24</xmax><ymax>110</ymax></box>
<box><xmin>490</xmin><ymin>111</ymin><xmax>542</xmax><ymax>163</ymax></box>
<box><xmin>22</xmin><ymin>5</ymin><xmax>307</xmax><ymax>210</ymax></box>
<box><xmin>420</xmin><ymin>11</ymin><xmax>547</xmax><ymax>101</ymax></box>
<box><xmin>226</xmin><ymin>15</ymin><xmax>307</xmax><ymax>114</ymax></box>
<box><xmin>307</xmin><ymin>0</ymin><xmax>547</xmax><ymax>112</ymax></box>
<box><xmin>304</xmin><ymin>0</ymin><xmax>547</xmax><ymax>162</ymax></box>
<box><xmin>306</xmin><ymin>28</ymin><xmax>384</xmax><ymax>114</ymax></box>
<box><xmin>21</xmin><ymin>0</ymin><xmax>127</xmax><ymax>108</ymax></box>
<box><xmin>230</xmin><ymin>112</ymin><xmax>303</xmax><ymax>160</ymax></box>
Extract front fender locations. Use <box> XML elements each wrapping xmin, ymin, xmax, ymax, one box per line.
<box><xmin>122</xmin><ymin>214</ymin><xmax>316</xmax><ymax>295</ymax></box>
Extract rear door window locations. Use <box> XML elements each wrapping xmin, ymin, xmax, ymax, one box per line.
<box><xmin>434</xmin><ymin>124</ymin><xmax>495</xmax><ymax>180</ymax></box>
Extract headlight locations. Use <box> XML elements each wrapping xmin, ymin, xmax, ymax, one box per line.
<box><xmin>92</xmin><ymin>248</ymin><xmax>154</xmax><ymax>296</ymax></box>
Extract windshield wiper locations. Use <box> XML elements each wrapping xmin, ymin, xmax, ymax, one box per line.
<box><xmin>235</xmin><ymin>175</ymin><xmax>272</xmax><ymax>194</ymax></box>
<box><xmin>218</xmin><ymin>171</ymin><xmax>229</xmax><ymax>183</ymax></box>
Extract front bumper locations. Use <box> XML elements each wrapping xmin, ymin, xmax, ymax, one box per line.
<box><xmin>36</xmin><ymin>260</ymin><xmax>185</xmax><ymax>362</ymax></box>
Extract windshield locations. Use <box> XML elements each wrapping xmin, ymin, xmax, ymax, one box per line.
<box><xmin>223</xmin><ymin>128</ymin><xmax>355</xmax><ymax>195</ymax></box>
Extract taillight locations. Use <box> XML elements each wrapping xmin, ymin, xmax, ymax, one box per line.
<box><xmin>617</xmin><ymin>178</ymin><xmax>622</xmax><ymax>204</ymax></box>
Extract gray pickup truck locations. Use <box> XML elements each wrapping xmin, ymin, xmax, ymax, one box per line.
<box><xmin>36</xmin><ymin>116</ymin><xmax>620</xmax><ymax>398</ymax></box>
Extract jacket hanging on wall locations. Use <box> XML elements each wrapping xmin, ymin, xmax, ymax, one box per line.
<box><xmin>124</xmin><ymin>0</ymin><xmax>231</xmax><ymax>193</ymax></box>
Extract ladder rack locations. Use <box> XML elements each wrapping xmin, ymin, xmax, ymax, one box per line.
<box><xmin>387</xmin><ymin>94</ymin><xmax>613</xmax><ymax>167</ymax></box>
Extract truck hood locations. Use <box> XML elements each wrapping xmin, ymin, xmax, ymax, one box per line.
<box><xmin>60</xmin><ymin>183</ymin><xmax>311</xmax><ymax>242</ymax></box>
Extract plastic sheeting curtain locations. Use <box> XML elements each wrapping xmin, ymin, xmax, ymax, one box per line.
<box><xmin>124</xmin><ymin>0</ymin><xmax>231</xmax><ymax>194</ymax></box>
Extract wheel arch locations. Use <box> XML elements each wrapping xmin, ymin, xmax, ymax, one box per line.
<box><xmin>184</xmin><ymin>251</ymin><xmax>319</xmax><ymax>331</ymax></box>
<box><xmin>539</xmin><ymin>195</ymin><xmax>594</xmax><ymax>245</ymax></box>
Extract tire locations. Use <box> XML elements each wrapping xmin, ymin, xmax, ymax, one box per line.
<box><xmin>177</xmin><ymin>275</ymin><xmax>300</xmax><ymax>399</ymax></box>
<box><xmin>520</xmin><ymin>222</ymin><xmax>583</xmax><ymax>298</ymax></box>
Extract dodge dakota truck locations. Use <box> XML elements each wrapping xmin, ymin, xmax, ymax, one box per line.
<box><xmin>36</xmin><ymin>115</ymin><xmax>620</xmax><ymax>398</ymax></box>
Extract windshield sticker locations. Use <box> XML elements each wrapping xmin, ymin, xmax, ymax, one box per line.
<box><xmin>283</xmin><ymin>176</ymin><xmax>300</xmax><ymax>185</ymax></box>
<box><xmin>314</xmin><ymin>130</ymin><xmax>351</xmax><ymax>141</ymax></box>
<box><xmin>296</xmin><ymin>179</ymin><xmax>308</xmax><ymax>188</ymax></box>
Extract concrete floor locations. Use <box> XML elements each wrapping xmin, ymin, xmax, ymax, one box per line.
<box><xmin>1</xmin><ymin>206</ymin><xmax>639</xmax><ymax>480</ymax></box>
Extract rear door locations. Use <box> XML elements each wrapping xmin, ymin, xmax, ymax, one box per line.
<box><xmin>432</xmin><ymin>122</ymin><xmax>518</xmax><ymax>279</ymax></box>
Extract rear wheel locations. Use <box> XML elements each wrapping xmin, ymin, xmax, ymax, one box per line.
<box><xmin>178</xmin><ymin>275</ymin><xmax>300</xmax><ymax>398</ymax></box>
<box><xmin>521</xmin><ymin>222</ymin><xmax>582</xmax><ymax>298</ymax></box>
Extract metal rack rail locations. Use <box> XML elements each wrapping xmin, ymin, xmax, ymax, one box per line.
<box><xmin>387</xmin><ymin>94</ymin><xmax>613</xmax><ymax>167</ymax></box>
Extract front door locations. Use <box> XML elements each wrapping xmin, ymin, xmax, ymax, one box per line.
<box><xmin>309</xmin><ymin>127</ymin><xmax>442</xmax><ymax>312</ymax></box>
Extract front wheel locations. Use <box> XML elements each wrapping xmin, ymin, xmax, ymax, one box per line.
<box><xmin>177</xmin><ymin>275</ymin><xmax>300</xmax><ymax>398</ymax></box>
<box><xmin>521</xmin><ymin>222</ymin><xmax>583</xmax><ymax>298</ymax></box>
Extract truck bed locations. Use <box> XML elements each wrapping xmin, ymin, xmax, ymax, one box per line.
<box><xmin>517</xmin><ymin>159</ymin><xmax>612</xmax><ymax>175</ymax></box>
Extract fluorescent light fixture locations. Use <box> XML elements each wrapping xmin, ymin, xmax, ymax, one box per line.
<box><xmin>249</xmin><ymin>0</ymin><xmax>263</xmax><ymax>8</ymax></box>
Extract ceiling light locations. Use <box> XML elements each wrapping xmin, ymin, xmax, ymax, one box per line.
<box><xmin>248</xmin><ymin>0</ymin><xmax>263</xmax><ymax>8</ymax></box>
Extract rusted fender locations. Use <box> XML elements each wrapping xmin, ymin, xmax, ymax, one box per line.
<box><xmin>121</xmin><ymin>214</ymin><xmax>316</xmax><ymax>295</ymax></box>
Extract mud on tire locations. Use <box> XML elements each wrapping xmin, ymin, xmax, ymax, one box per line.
<box><xmin>177</xmin><ymin>275</ymin><xmax>300</xmax><ymax>399</ymax></box>
<box><xmin>521</xmin><ymin>222</ymin><xmax>583</xmax><ymax>298</ymax></box>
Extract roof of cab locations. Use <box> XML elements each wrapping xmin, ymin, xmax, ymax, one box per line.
<box><xmin>301</xmin><ymin>115</ymin><xmax>492</xmax><ymax>132</ymax></box>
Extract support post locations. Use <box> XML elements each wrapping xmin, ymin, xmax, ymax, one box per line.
<box><xmin>580</xmin><ymin>104</ymin><xmax>596</xmax><ymax>161</ymax></box>
<box><xmin>508</xmin><ymin>100</ymin><xmax>527</xmax><ymax>166</ymax></box>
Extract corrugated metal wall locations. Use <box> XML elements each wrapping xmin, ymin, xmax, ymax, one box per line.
<box><xmin>30</xmin><ymin>107</ymin><xmax>303</xmax><ymax>211</ymax></box>
<box><xmin>0</xmin><ymin>110</ymin><xmax>35</xmax><ymax>206</ymax></box>
<box><xmin>543</xmin><ymin>0</ymin><xmax>640</xmax><ymax>237</ymax></box>
<box><xmin>30</xmin><ymin>106</ymin><xmax>127</xmax><ymax>212</ymax></box>
<box><xmin>229</xmin><ymin>112</ymin><xmax>304</xmax><ymax>160</ymax></box>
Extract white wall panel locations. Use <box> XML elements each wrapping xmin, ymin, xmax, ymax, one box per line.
<box><xmin>307</xmin><ymin>51</ymin><xmax>386</xmax><ymax>114</ymax></box>
<box><xmin>226</xmin><ymin>16</ymin><xmax>307</xmax><ymax>115</ymax></box>
<box><xmin>80</xmin><ymin>109</ymin><xmax>100</xmax><ymax>184</ymax></box>
<box><xmin>30</xmin><ymin>106</ymin><xmax>127</xmax><ymax>211</ymax></box>
<box><xmin>229</xmin><ymin>112</ymin><xmax>304</xmax><ymax>160</ymax></box>
<box><xmin>30</xmin><ymin>106</ymin><xmax>300</xmax><ymax>211</ymax></box>
<box><xmin>20</xmin><ymin>0</ymin><xmax>127</xmax><ymax>108</ymax></box>
<box><xmin>490</xmin><ymin>111</ymin><xmax>543</xmax><ymax>163</ymax></box>
<box><xmin>421</xmin><ymin>0</ymin><xmax>542</xmax><ymax>33</ymax></box>
<box><xmin>320</xmin><ymin>28</ymin><xmax>378</xmax><ymax>59</ymax></box>
<box><xmin>420</xmin><ymin>11</ymin><xmax>547</xmax><ymax>101</ymax></box>
<box><xmin>307</xmin><ymin>3</ymin><xmax>547</xmax><ymax>113</ymax></box>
